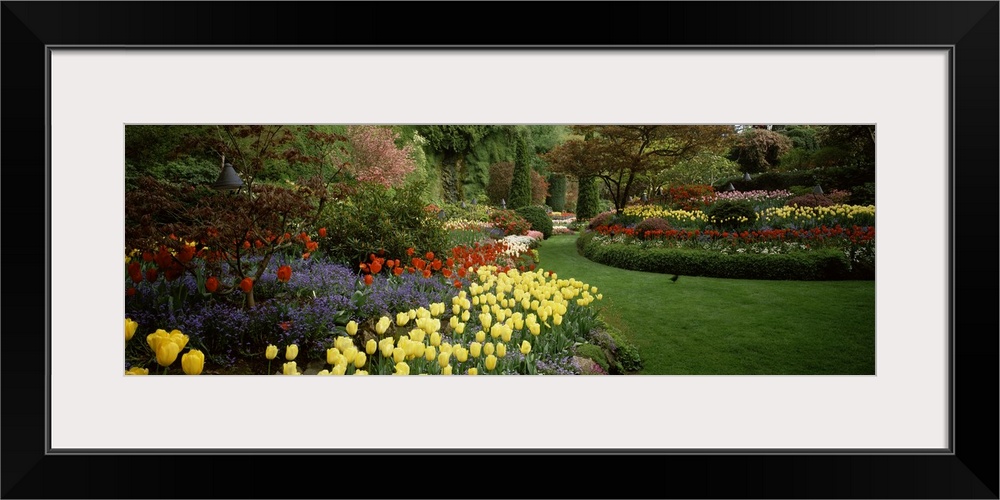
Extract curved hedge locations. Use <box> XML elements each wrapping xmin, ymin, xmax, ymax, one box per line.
<box><xmin>579</xmin><ymin>237</ymin><xmax>855</xmax><ymax>280</ymax></box>
<box><xmin>515</xmin><ymin>205</ymin><xmax>553</xmax><ymax>239</ymax></box>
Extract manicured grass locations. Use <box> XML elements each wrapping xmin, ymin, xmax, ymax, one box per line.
<box><xmin>537</xmin><ymin>234</ymin><xmax>876</xmax><ymax>375</ymax></box>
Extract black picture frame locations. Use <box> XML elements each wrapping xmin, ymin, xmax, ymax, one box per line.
<box><xmin>3</xmin><ymin>2</ymin><xmax>997</xmax><ymax>498</ymax></box>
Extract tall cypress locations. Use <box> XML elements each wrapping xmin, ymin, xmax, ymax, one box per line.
<box><xmin>575</xmin><ymin>175</ymin><xmax>601</xmax><ymax>219</ymax></box>
<box><xmin>507</xmin><ymin>131</ymin><xmax>533</xmax><ymax>209</ymax></box>
<box><xmin>547</xmin><ymin>173</ymin><xmax>567</xmax><ymax>211</ymax></box>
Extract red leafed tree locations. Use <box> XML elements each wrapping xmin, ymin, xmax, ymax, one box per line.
<box><xmin>544</xmin><ymin>125</ymin><xmax>735</xmax><ymax>213</ymax></box>
<box><xmin>125</xmin><ymin>176</ymin><xmax>324</xmax><ymax>308</ymax></box>
<box><xmin>344</xmin><ymin>125</ymin><xmax>416</xmax><ymax>187</ymax></box>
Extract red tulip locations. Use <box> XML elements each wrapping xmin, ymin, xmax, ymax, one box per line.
<box><xmin>318</xmin><ymin>227</ymin><xmax>327</xmax><ymax>238</ymax></box>
<box><xmin>205</xmin><ymin>276</ymin><xmax>219</xmax><ymax>293</ymax></box>
<box><xmin>145</xmin><ymin>268</ymin><xmax>158</xmax><ymax>283</ymax></box>
<box><xmin>276</xmin><ymin>265</ymin><xmax>292</xmax><ymax>283</ymax></box>
<box><xmin>240</xmin><ymin>277</ymin><xmax>253</xmax><ymax>293</ymax></box>
<box><xmin>364</xmin><ymin>274</ymin><xmax>373</xmax><ymax>286</ymax></box>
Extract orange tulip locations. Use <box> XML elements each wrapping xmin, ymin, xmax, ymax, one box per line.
<box><xmin>276</xmin><ymin>265</ymin><xmax>292</xmax><ymax>283</ymax></box>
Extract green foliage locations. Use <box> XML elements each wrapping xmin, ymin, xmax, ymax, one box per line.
<box><xmin>318</xmin><ymin>182</ymin><xmax>449</xmax><ymax>265</ymax></box>
<box><xmin>729</xmin><ymin>128</ymin><xmax>793</xmax><ymax>173</ymax></box>
<box><xmin>125</xmin><ymin>157</ymin><xmax>220</xmax><ymax>190</ymax></box>
<box><xmin>485</xmin><ymin>161</ymin><xmax>513</xmax><ymax>206</ymax></box>
<box><xmin>575</xmin><ymin>176</ymin><xmax>601</xmax><ymax>219</ymax></box>
<box><xmin>660</xmin><ymin>152</ymin><xmax>740</xmax><ymax>186</ymax></box>
<box><xmin>439</xmin><ymin>201</ymin><xmax>492</xmax><ymax>222</ymax></box>
<box><xmin>573</xmin><ymin>343</ymin><xmax>610</xmax><ymax>373</ymax></box>
<box><xmin>580</xmin><ymin>241</ymin><xmax>854</xmax><ymax>280</ymax></box>
<box><xmin>850</xmin><ymin>182</ymin><xmax>876</xmax><ymax>205</ymax></box>
<box><xmin>508</xmin><ymin>132</ymin><xmax>533</xmax><ymax>209</ymax></box>
<box><xmin>587</xmin><ymin>319</ymin><xmax>643</xmax><ymax>373</ymax></box>
<box><xmin>515</xmin><ymin>205</ymin><xmax>553</xmax><ymax>239</ymax></box>
<box><xmin>576</xmin><ymin>230</ymin><xmax>597</xmax><ymax>254</ymax></box>
<box><xmin>704</xmin><ymin>200</ymin><xmax>757</xmax><ymax>231</ymax></box>
<box><xmin>547</xmin><ymin>174</ymin><xmax>567</xmax><ymax>211</ymax></box>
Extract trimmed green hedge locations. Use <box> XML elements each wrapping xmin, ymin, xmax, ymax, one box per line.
<box><xmin>580</xmin><ymin>237</ymin><xmax>855</xmax><ymax>280</ymax></box>
<box><xmin>515</xmin><ymin>205</ymin><xmax>553</xmax><ymax>239</ymax></box>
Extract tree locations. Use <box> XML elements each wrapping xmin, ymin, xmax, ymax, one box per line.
<box><xmin>546</xmin><ymin>173</ymin><xmax>567</xmax><ymax>212</ymax></box>
<box><xmin>543</xmin><ymin>125</ymin><xmax>735</xmax><ymax>213</ymax></box>
<box><xmin>575</xmin><ymin>175</ymin><xmax>601</xmax><ymax>219</ymax></box>
<box><xmin>659</xmin><ymin>151</ymin><xmax>740</xmax><ymax>186</ymax></box>
<box><xmin>508</xmin><ymin>130</ymin><xmax>533</xmax><ymax>209</ymax></box>
<box><xmin>416</xmin><ymin>125</ymin><xmax>493</xmax><ymax>202</ymax></box>
<box><xmin>728</xmin><ymin>127</ymin><xmax>793</xmax><ymax>174</ymax></box>
<box><xmin>816</xmin><ymin>125</ymin><xmax>876</xmax><ymax>166</ymax></box>
<box><xmin>125</xmin><ymin>176</ymin><xmax>322</xmax><ymax>309</ymax></box>
<box><xmin>342</xmin><ymin>125</ymin><xmax>417</xmax><ymax>187</ymax></box>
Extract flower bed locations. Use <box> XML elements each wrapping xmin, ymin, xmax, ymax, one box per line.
<box><xmin>125</xmin><ymin>236</ymin><xmax>628</xmax><ymax>375</ymax></box>
<box><xmin>579</xmin><ymin>203</ymin><xmax>875</xmax><ymax>280</ymax></box>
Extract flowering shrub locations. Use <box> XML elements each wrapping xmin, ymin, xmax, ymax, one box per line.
<box><xmin>667</xmin><ymin>184</ymin><xmax>716</xmax><ymax>211</ymax></box>
<box><xmin>488</xmin><ymin>209</ymin><xmax>531</xmax><ymax>237</ymax></box>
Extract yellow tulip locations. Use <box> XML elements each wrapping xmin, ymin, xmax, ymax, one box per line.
<box><xmin>327</xmin><ymin>347</ymin><xmax>340</xmax><ymax>365</ymax></box>
<box><xmin>376</xmin><ymin>316</ymin><xmax>392</xmax><ymax>335</ymax></box>
<box><xmin>266</xmin><ymin>344</ymin><xmax>278</xmax><ymax>360</ymax></box>
<box><xmin>335</xmin><ymin>336</ymin><xmax>353</xmax><ymax>353</ymax></box>
<box><xmin>155</xmin><ymin>341</ymin><xmax>180</xmax><ymax>367</ymax></box>
<box><xmin>146</xmin><ymin>329</ymin><xmax>170</xmax><ymax>351</ymax></box>
<box><xmin>485</xmin><ymin>354</ymin><xmax>497</xmax><ymax>371</ymax></box>
<box><xmin>467</xmin><ymin>368</ymin><xmax>478</xmax><ymax>375</ymax></box>
<box><xmin>125</xmin><ymin>367</ymin><xmax>148</xmax><ymax>375</ymax></box>
<box><xmin>442</xmin><ymin>364</ymin><xmax>453</xmax><ymax>375</ymax></box>
<box><xmin>285</xmin><ymin>344</ymin><xmax>299</xmax><ymax>361</ymax></box>
<box><xmin>394</xmin><ymin>362</ymin><xmax>410</xmax><ymax>375</ymax></box>
<box><xmin>496</xmin><ymin>342</ymin><xmax>506</xmax><ymax>358</ymax></box>
<box><xmin>343</xmin><ymin>347</ymin><xmax>359</xmax><ymax>364</ymax></box>
<box><xmin>366</xmin><ymin>339</ymin><xmax>377</xmax><ymax>355</ymax></box>
<box><xmin>354</xmin><ymin>370</ymin><xmax>369</xmax><ymax>375</ymax></box>
<box><xmin>449</xmin><ymin>316</ymin><xmax>459</xmax><ymax>329</ymax></box>
<box><xmin>169</xmin><ymin>330</ymin><xmax>189</xmax><ymax>351</ymax></box>
<box><xmin>430</xmin><ymin>331</ymin><xmax>442</xmax><ymax>347</ymax></box>
<box><xmin>181</xmin><ymin>349</ymin><xmax>204</xmax><ymax>375</ymax></box>
<box><xmin>392</xmin><ymin>347</ymin><xmax>405</xmax><ymax>364</ymax></box>
<box><xmin>354</xmin><ymin>352</ymin><xmax>367</xmax><ymax>369</ymax></box>
<box><xmin>396</xmin><ymin>312</ymin><xmax>410</xmax><ymax>326</ymax></box>
<box><xmin>461</xmin><ymin>310</ymin><xmax>470</xmax><ymax>322</ymax></box>
<box><xmin>438</xmin><ymin>351</ymin><xmax>451</xmax><ymax>368</ymax></box>
<box><xmin>283</xmin><ymin>361</ymin><xmax>299</xmax><ymax>375</ymax></box>
<box><xmin>455</xmin><ymin>347</ymin><xmax>468</xmax><ymax>363</ymax></box>
<box><xmin>452</xmin><ymin>304</ymin><xmax>461</xmax><ymax>315</ymax></box>
<box><xmin>408</xmin><ymin>309</ymin><xmax>417</xmax><ymax>320</ymax></box>
<box><xmin>125</xmin><ymin>318</ymin><xmax>138</xmax><ymax>342</ymax></box>
<box><xmin>379</xmin><ymin>338</ymin><xmax>395</xmax><ymax>358</ymax></box>
<box><xmin>331</xmin><ymin>364</ymin><xmax>347</xmax><ymax>375</ymax></box>
<box><xmin>424</xmin><ymin>345</ymin><xmax>437</xmax><ymax>362</ymax></box>
<box><xmin>346</xmin><ymin>320</ymin><xmax>359</xmax><ymax>336</ymax></box>
<box><xmin>553</xmin><ymin>314</ymin><xmax>563</xmax><ymax>326</ymax></box>
<box><xmin>483</xmin><ymin>342</ymin><xmax>495</xmax><ymax>356</ymax></box>
<box><xmin>520</xmin><ymin>340</ymin><xmax>531</xmax><ymax>355</ymax></box>
<box><xmin>317</xmin><ymin>369</ymin><xmax>331</xmax><ymax>375</ymax></box>
<box><xmin>469</xmin><ymin>342</ymin><xmax>482</xmax><ymax>358</ymax></box>
<box><xmin>454</xmin><ymin>322</ymin><xmax>466</xmax><ymax>334</ymax></box>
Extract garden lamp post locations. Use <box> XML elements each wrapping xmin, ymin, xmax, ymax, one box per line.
<box><xmin>726</xmin><ymin>182</ymin><xmax>737</xmax><ymax>192</ymax></box>
<box><xmin>212</xmin><ymin>160</ymin><xmax>244</xmax><ymax>194</ymax></box>
<box><xmin>813</xmin><ymin>185</ymin><xmax>824</xmax><ymax>194</ymax></box>
<box><xmin>743</xmin><ymin>172</ymin><xmax>752</xmax><ymax>182</ymax></box>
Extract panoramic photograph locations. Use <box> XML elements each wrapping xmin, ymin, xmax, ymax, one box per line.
<box><xmin>124</xmin><ymin>124</ymin><xmax>876</xmax><ymax>376</ymax></box>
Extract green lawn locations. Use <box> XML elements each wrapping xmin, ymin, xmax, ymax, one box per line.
<box><xmin>537</xmin><ymin>234</ymin><xmax>876</xmax><ymax>375</ymax></box>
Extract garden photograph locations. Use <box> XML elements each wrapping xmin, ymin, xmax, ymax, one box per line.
<box><xmin>124</xmin><ymin>124</ymin><xmax>876</xmax><ymax>377</ymax></box>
